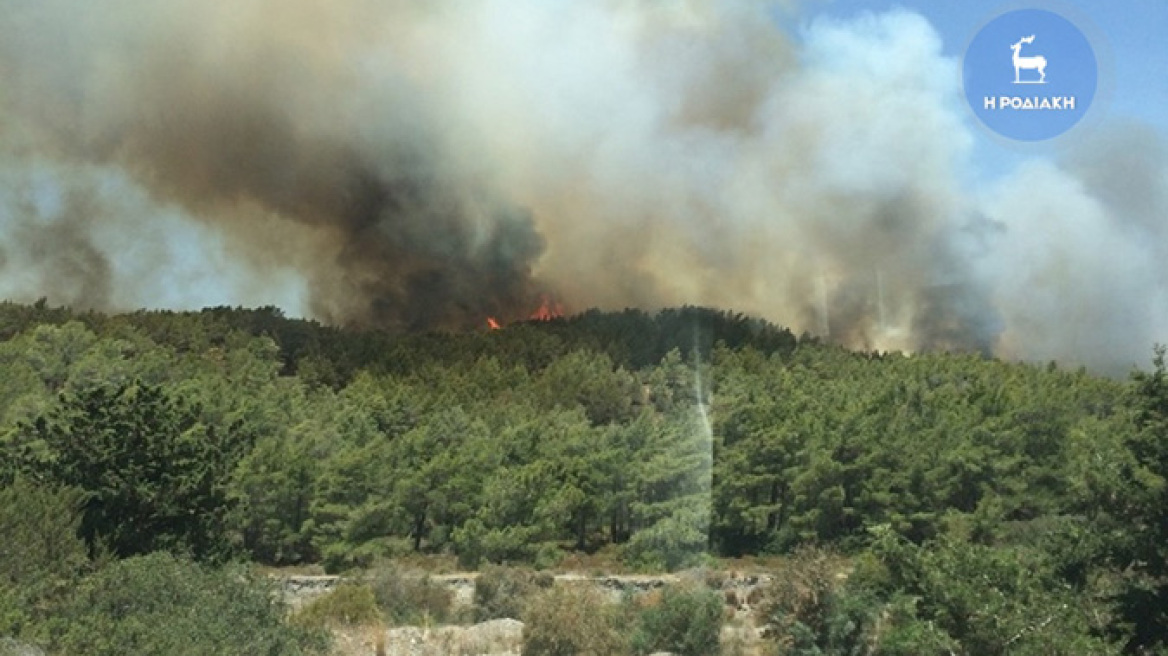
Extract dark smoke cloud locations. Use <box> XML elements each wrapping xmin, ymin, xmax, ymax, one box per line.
<box><xmin>0</xmin><ymin>0</ymin><xmax>1166</xmax><ymax>370</ymax></box>
<box><xmin>1</xmin><ymin>0</ymin><xmax>547</xmax><ymax>329</ymax></box>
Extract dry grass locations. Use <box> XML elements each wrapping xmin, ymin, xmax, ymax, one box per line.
<box><xmin>546</xmin><ymin>544</ymin><xmax>627</xmax><ymax>575</ymax></box>
<box><xmin>521</xmin><ymin>584</ymin><xmax>627</xmax><ymax>656</ymax></box>
<box><xmin>376</xmin><ymin>553</ymin><xmax>462</xmax><ymax>575</ymax></box>
<box><xmin>254</xmin><ymin>562</ymin><xmax>329</xmax><ymax>577</ymax></box>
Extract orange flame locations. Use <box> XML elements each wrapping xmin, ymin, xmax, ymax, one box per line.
<box><xmin>485</xmin><ymin>296</ymin><xmax>562</xmax><ymax>330</ymax></box>
<box><xmin>529</xmin><ymin>295</ymin><xmax>564</xmax><ymax>321</ymax></box>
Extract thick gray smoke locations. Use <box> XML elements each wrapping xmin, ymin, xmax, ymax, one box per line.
<box><xmin>1</xmin><ymin>0</ymin><xmax>547</xmax><ymax>329</ymax></box>
<box><xmin>0</xmin><ymin>1</ymin><xmax>1165</xmax><ymax>369</ymax></box>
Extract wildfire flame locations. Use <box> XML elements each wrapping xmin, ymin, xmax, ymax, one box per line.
<box><xmin>529</xmin><ymin>295</ymin><xmax>565</xmax><ymax>321</ymax></box>
<box><xmin>485</xmin><ymin>296</ymin><xmax>563</xmax><ymax>330</ymax></box>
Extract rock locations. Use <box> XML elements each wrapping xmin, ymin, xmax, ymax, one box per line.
<box><xmin>463</xmin><ymin>618</ymin><xmax>524</xmax><ymax>643</ymax></box>
<box><xmin>382</xmin><ymin>619</ymin><xmax>524</xmax><ymax>656</ymax></box>
<box><xmin>0</xmin><ymin>638</ymin><xmax>45</xmax><ymax>656</ymax></box>
<box><xmin>278</xmin><ymin>574</ymin><xmax>340</xmax><ymax>609</ymax></box>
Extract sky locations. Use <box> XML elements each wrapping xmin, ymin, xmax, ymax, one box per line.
<box><xmin>816</xmin><ymin>0</ymin><xmax>1168</xmax><ymax>116</ymax></box>
<box><xmin>812</xmin><ymin>0</ymin><xmax>1168</xmax><ymax>170</ymax></box>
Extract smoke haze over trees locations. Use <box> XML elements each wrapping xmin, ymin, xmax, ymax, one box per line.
<box><xmin>1</xmin><ymin>1</ymin><xmax>1166</xmax><ymax>371</ymax></box>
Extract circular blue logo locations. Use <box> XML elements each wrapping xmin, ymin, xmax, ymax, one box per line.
<box><xmin>963</xmin><ymin>9</ymin><xmax>1096</xmax><ymax>141</ymax></box>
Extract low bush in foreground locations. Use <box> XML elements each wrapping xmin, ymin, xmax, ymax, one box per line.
<box><xmin>522</xmin><ymin>579</ymin><xmax>728</xmax><ymax>656</ymax></box>
<box><xmin>474</xmin><ymin>565</ymin><xmax>554</xmax><ymax>622</ymax></box>
<box><xmin>0</xmin><ymin>479</ymin><xmax>89</xmax><ymax>640</ymax></box>
<box><xmin>368</xmin><ymin>564</ymin><xmax>455</xmax><ymax>626</ymax></box>
<box><xmin>628</xmin><ymin>582</ymin><xmax>724</xmax><ymax>656</ymax></box>
<box><xmin>293</xmin><ymin>582</ymin><xmax>381</xmax><ymax>629</ymax></box>
<box><xmin>521</xmin><ymin>585</ymin><xmax>628</xmax><ymax>656</ymax></box>
<box><xmin>43</xmin><ymin>552</ymin><xmax>329</xmax><ymax>656</ymax></box>
<box><xmin>759</xmin><ymin>537</ymin><xmax>1124</xmax><ymax>655</ymax></box>
<box><xmin>759</xmin><ymin>547</ymin><xmax>870</xmax><ymax>655</ymax></box>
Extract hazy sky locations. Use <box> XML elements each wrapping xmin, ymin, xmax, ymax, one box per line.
<box><xmin>812</xmin><ymin>1</ymin><xmax>1168</xmax><ymax>166</ymax></box>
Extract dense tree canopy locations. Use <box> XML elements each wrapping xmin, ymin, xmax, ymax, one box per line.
<box><xmin>0</xmin><ymin>300</ymin><xmax>1166</xmax><ymax>652</ymax></box>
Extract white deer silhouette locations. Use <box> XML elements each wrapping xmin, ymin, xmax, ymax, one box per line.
<box><xmin>1011</xmin><ymin>35</ymin><xmax>1047</xmax><ymax>84</ymax></box>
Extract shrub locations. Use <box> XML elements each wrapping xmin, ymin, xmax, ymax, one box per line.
<box><xmin>0</xmin><ymin>586</ymin><xmax>28</xmax><ymax>640</ymax></box>
<box><xmin>533</xmin><ymin>542</ymin><xmax>565</xmax><ymax>571</ymax></box>
<box><xmin>13</xmin><ymin>381</ymin><xmax>245</xmax><ymax>561</ymax></box>
<box><xmin>474</xmin><ymin>566</ymin><xmax>554</xmax><ymax>622</ymax></box>
<box><xmin>293</xmin><ymin>583</ymin><xmax>381</xmax><ymax>628</ymax></box>
<box><xmin>622</xmin><ymin>509</ymin><xmax>709</xmax><ymax>572</ymax></box>
<box><xmin>368</xmin><ymin>565</ymin><xmax>454</xmax><ymax>626</ymax></box>
<box><xmin>759</xmin><ymin>547</ymin><xmax>874</xmax><ymax>656</ymax></box>
<box><xmin>44</xmin><ymin>552</ymin><xmax>329</xmax><ymax>655</ymax></box>
<box><xmin>867</xmin><ymin>531</ymin><xmax>1123</xmax><ymax>655</ymax></box>
<box><xmin>522</xmin><ymin>585</ymin><xmax>628</xmax><ymax>656</ymax></box>
<box><xmin>629</xmin><ymin>582</ymin><xmax>724</xmax><ymax>656</ymax></box>
<box><xmin>0</xmin><ymin>478</ymin><xmax>88</xmax><ymax>638</ymax></box>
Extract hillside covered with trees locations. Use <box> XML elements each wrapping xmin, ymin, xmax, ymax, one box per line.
<box><xmin>2</xmin><ymin>300</ymin><xmax>1168</xmax><ymax>654</ymax></box>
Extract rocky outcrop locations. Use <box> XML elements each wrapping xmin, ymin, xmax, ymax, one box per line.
<box><xmin>280</xmin><ymin>574</ymin><xmax>340</xmax><ymax>609</ymax></box>
<box><xmin>277</xmin><ymin>570</ymin><xmax>772</xmax><ymax>611</ymax></box>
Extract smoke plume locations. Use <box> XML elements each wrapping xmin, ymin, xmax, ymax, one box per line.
<box><xmin>1</xmin><ymin>1</ymin><xmax>1166</xmax><ymax>370</ymax></box>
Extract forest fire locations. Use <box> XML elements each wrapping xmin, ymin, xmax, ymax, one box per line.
<box><xmin>529</xmin><ymin>296</ymin><xmax>565</xmax><ymax>321</ymax></box>
<box><xmin>485</xmin><ymin>296</ymin><xmax>564</xmax><ymax>330</ymax></box>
